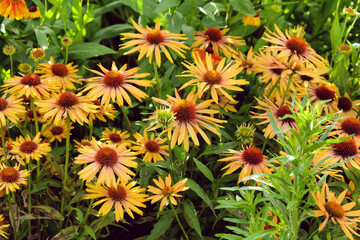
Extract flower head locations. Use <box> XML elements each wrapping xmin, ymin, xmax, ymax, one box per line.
<box><xmin>30</xmin><ymin>48</ymin><xmax>45</xmax><ymax>60</ymax></box>
<box><xmin>101</xmin><ymin>128</ymin><xmax>131</xmax><ymax>147</ymax></box>
<box><xmin>120</xmin><ymin>18</ymin><xmax>189</xmax><ymax>67</ymax></box>
<box><xmin>18</xmin><ymin>63</ymin><xmax>32</xmax><ymax>73</ymax></box>
<box><xmin>0</xmin><ymin>93</ymin><xmax>25</xmax><ymax>127</ymax></box>
<box><xmin>43</xmin><ymin>122</ymin><xmax>73</xmax><ymax>143</ymax></box>
<box><xmin>132</xmin><ymin>131</ymin><xmax>169</xmax><ymax>163</ymax></box>
<box><xmin>242</xmin><ymin>11</ymin><xmax>261</xmax><ymax>26</ymax></box>
<box><xmin>85</xmin><ymin>180</ymin><xmax>148</xmax><ymax>222</ymax></box>
<box><xmin>0</xmin><ymin>164</ymin><xmax>29</xmax><ymax>194</ymax></box>
<box><xmin>26</xmin><ymin>6</ymin><xmax>40</xmax><ymax>19</ymax></box>
<box><xmin>0</xmin><ymin>0</ymin><xmax>28</xmax><ymax>19</ymax></box>
<box><xmin>2</xmin><ymin>44</ymin><xmax>15</xmax><ymax>56</ymax></box>
<box><xmin>0</xmin><ymin>214</ymin><xmax>9</xmax><ymax>239</ymax></box>
<box><xmin>88</xmin><ymin>100</ymin><xmax>116</xmax><ymax>125</ymax></box>
<box><xmin>147</xmin><ymin>174</ymin><xmax>189</xmax><ymax>211</ymax></box>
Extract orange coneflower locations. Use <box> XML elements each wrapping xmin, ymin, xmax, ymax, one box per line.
<box><xmin>233</xmin><ymin>47</ymin><xmax>256</xmax><ymax>75</ymax></box>
<box><xmin>132</xmin><ymin>131</ymin><xmax>169</xmax><ymax>163</ymax></box>
<box><xmin>0</xmin><ymin>164</ymin><xmax>29</xmax><ymax>194</ymax></box>
<box><xmin>336</xmin><ymin>93</ymin><xmax>360</xmax><ymax>118</ymax></box>
<box><xmin>26</xmin><ymin>6</ymin><xmax>40</xmax><ymax>19</ymax></box>
<box><xmin>101</xmin><ymin>128</ymin><xmax>131</xmax><ymax>147</ymax></box>
<box><xmin>36</xmin><ymin>91</ymin><xmax>97</xmax><ymax>125</ymax></box>
<box><xmin>311</xmin><ymin>182</ymin><xmax>360</xmax><ymax>240</ymax></box>
<box><xmin>191</xmin><ymin>48</ymin><xmax>222</xmax><ymax>66</ymax></box>
<box><xmin>307</xmin><ymin>83</ymin><xmax>339</xmax><ymax>115</ymax></box>
<box><xmin>88</xmin><ymin>100</ymin><xmax>116</xmax><ymax>125</ymax></box>
<box><xmin>43</xmin><ymin>122</ymin><xmax>73</xmax><ymax>143</ymax></box>
<box><xmin>179</xmin><ymin>53</ymin><xmax>248</xmax><ymax>104</ymax></box>
<box><xmin>83</xmin><ymin>62</ymin><xmax>152</xmax><ymax>108</ymax></box>
<box><xmin>0</xmin><ymin>93</ymin><xmax>25</xmax><ymax>127</ymax></box>
<box><xmin>218</xmin><ymin>146</ymin><xmax>273</xmax><ymax>184</ymax></box>
<box><xmin>11</xmin><ymin>133</ymin><xmax>51</xmax><ymax>163</ymax></box>
<box><xmin>0</xmin><ymin>214</ymin><xmax>9</xmax><ymax>239</ymax></box>
<box><xmin>147</xmin><ymin>174</ymin><xmax>189</xmax><ymax>211</ymax></box>
<box><xmin>36</xmin><ymin>57</ymin><xmax>81</xmax><ymax>91</ymax></box>
<box><xmin>74</xmin><ymin>139</ymin><xmax>138</xmax><ymax>186</ymax></box>
<box><xmin>192</xmin><ymin>27</ymin><xmax>244</xmax><ymax>57</ymax></box>
<box><xmin>150</xmin><ymin>89</ymin><xmax>226</xmax><ymax>151</ymax></box>
<box><xmin>242</xmin><ymin>11</ymin><xmax>261</xmax><ymax>26</ymax></box>
<box><xmin>0</xmin><ymin>0</ymin><xmax>28</xmax><ymax>19</ymax></box>
<box><xmin>84</xmin><ymin>180</ymin><xmax>148</xmax><ymax>222</ymax></box>
<box><xmin>0</xmin><ymin>138</ymin><xmax>25</xmax><ymax>165</ymax></box>
<box><xmin>263</xmin><ymin>25</ymin><xmax>328</xmax><ymax>68</ymax></box>
<box><xmin>331</xmin><ymin>118</ymin><xmax>360</xmax><ymax>145</ymax></box>
<box><xmin>3</xmin><ymin>73</ymin><xmax>54</xmax><ymax>99</ymax></box>
<box><xmin>251</xmin><ymin>96</ymin><xmax>298</xmax><ymax>139</ymax></box>
<box><xmin>120</xmin><ymin>18</ymin><xmax>189</xmax><ymax>67</ymax></box>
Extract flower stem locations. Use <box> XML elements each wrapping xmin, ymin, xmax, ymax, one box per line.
<box><xmin>170</xmin><ymin>202</ymin><xmax>189</xmax><ymax>240</ymax></box>
<box><xmin>9</xmin><ymin>55</ymin><xmax>13</xmax><ymax>77</ymax></box>
<box><xmin>30</xmin><ymin>97</ymin><xmax>39</xmax><ymax>135</ymax></box>
<box><xmin>88</xmin><ymin>124</ymin><xmax>93</xmax><ymax>140</ymax></box>
<box><xmin>64</xmin><ymin>46</ymin><xmax>69</xmax><ymax>65</ymax></box>
<box><xmin>120</xmin><ymin>106</ymin><xmax>133</xmax><ymax>136</ymax></box>
<box><xmin>27</xmin><ymin>163</ymin><xmax>32</xmax><ymax>236</ymax></box>
<box><xmin>60</xmin><ymin>116</ymin><xmax>71</xmax><ymax>228</ymax></box>
<box><xmin>280</xmin><ymin>73</ymin><xmax>294</xmax><ymax>106</ymax></box>
<box><xmin>77</xmin><ymin>199</ymin><xmax>94</xmax><ymax>236</ymax></box>
<box><xmin>153</xmin><ymin>62</ymin><xmax>161</xmax><ymax>98</ymax></box>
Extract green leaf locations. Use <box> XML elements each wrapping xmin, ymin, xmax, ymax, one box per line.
<box><xmin>94</xmin><ymin>1</ymin><xmax>123</xmax><ymax>16</ymax></box>
<box><xmin>84</xmin><ymin>226</ymin><xmax>97</xmax><ymax>240</ymax></box>
<box><xmin>34</xmin><ymin>205</ymin><xmax>64</xmax><ymax>221</ymax></box>
<box><xmin>182</xmin><ymin>24</ymin><xmax>195</xmax><ymax>46</ymax></box>
<box><xmin>183</xmin><ymin>200</ymin><xmax>202</xmax><ymax>238</ymax></box>
<box><xmin>35</xmin><ymin>29</ymin><xmax>49</xmax><ymax>49</ymax></box>
<box><xmin>52</xmin><ymin>226</ymin><xmax>78</xmax><ymax>240</ymax></box>
<box><xmin>186</xmin><ymin>179</ymin><xmax>216</xmax><ymax>216</ymax></box>
<box><xmin>193</xmin><ymin>157</ymin><xmax>214</xmax><ymax>183</ymax></box>
<box><xmin>154</xmin><ymin>0</ymin><xmax>181</xmax><ymax>13</ymax></box>
<box><xmin>68</xmin><ymin>43</ymin><xmax>116</xmax><ymax>59</ymax></box>
<box><xmin>32</xmin><ymin>0</ymin><xmax>45</xmax><ymax>14</ymax></box>
<box><xmin>146</xmin><ymin>212</ymin><xmax>174</xmax><ymax>240</ymax></box>
<box><xmin>230</xmin><ymin>0</ymin><xmax>255</xmax><ymax>16</ymax></box>
<box><xmin>243</xmin><ymin>230</ymin><xmax>278</xmax><ymax>240</ymax></box>
<box><xmin>93</xmin><ymin>24</ymin><xmax>132</xmax><ymax>41</ymax></box>
<box><xmin>330</xmin><ymin>11</ymin><xmax>341</xmax><ymax>50</ymax></box>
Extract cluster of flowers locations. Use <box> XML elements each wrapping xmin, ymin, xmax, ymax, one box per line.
<box><xmin>0</xmin><ymin>0</ymin><xmax>40</xmax><ymax>20</ymax></box>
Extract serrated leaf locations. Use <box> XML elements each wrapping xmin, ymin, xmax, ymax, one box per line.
<box><xmin>84</xmin><ymin>226</ymin><xmax>96</xmax><ymax>240</ymax></box>
<box><xmin>146</xmin><ymin>212</ymin><xmax>174</xmax><ymax>240</ymax></box>
<box><xmin>230</xmin><ymin>0</ymin><xmax>255</xmax><ymax>16</ymax></box>
<box><xmin>68</xmin><ymin>43</ymin><xmax>116</xmax><ymax>59</ymax></box>
<box><xmin>193</xmin><ymin>157</ymin><xmax>214</xmax><ymax>183</ymax></box>
<box><xmin>154</xmin><ymin>0</ymin><xmax>181</xmax><ymax>13</ymax></box>
<box><xmin>183</xmin><ymin>200</ymin><xmax>202</xmax><ymax>238</ymax></box>
<box><xmin>186</xmin><ymin>179</ymin><xmax>216</xmax><ymax>216</ymax></box>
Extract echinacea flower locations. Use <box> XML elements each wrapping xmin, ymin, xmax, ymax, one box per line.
<box><xmin>242</xmin><ymin>11</ymin><xmax>261</xmax><ymax>27</ymax></box>
<box><xmin>75</xmin><ymin>139</ymin><xmax>138</xmax><ymax>186</ymax></box>
<box><xmin>0</xmin><ymin>139</ymin><xmax>25</xmax><ymax>165</ymax></box>
<box><xmin>88</xmin><ymin>100</ymin><xmax>116</xmax><ymax>125</ymax></box>
<box><xmin>132</xmin><ymin>131</ymin><xmax>169</xmax><ymax>163</ymax></box>
<box><xmin>26</xmin><ymin>6</ymin><xmax>40</xmax><ymax>19</ymax></box>
<box><xmin>43</xmin><ymin>122</ymin><xmax>74</xmax><ymax>143</ymax></box>
<box><xmin>101</xmin><ymin>128</ymin><xmax>131</xmax><ymax>147</ymax></box>
<box><xmin>307</xmin><ymin>83</ymin><xmax>339</xmax><ymax>115</ymax></box>
<box><xmin>0</xmin><ymin>0</ymin><xmax>28</xmax><ymax>19</ymax></box>
<box><xmin>0</xmin><ymin>214</ymin><xmax>9</xmax><ymax>239</ymax></box>
<box><xmin>233</xmin><ymin>47</ymin><xmax>256</xmax><ymax>75</ymax></box>
<box><xmin>0</xmin><ymin>93</ymin><xmax>25</xmax><ymax>127</ymax></box>
<box><xmin>218</xmin><ymin>146</ymin><xmax>272</xmax><ymax>184</ymax></box>
<box><xmin>311</xmin><ymin>182</ymin><xmax>360</xmax><ymax>240</ymax></box>
<box><xmin>0</xmin><ymin>163</ymin><xmax>29</xmax><ymax>194</ymax></box>
<box><xmin>179</xmin><ymin>53</ymin><xmax>248</xmax><ymax>104</ymax></box>
<box><xmin>84</xmin><ymin>180</ymin><xmax>148</xmax><ymax>222</ymax></box>
<box><xmin>83</xmin><ymin>62</ymin><xmax>152</xmax><ymax>108</ymax></box>
<box><xmin>191</xmin><ymin>48</ymin><xmax>222</xmax><ymax>66</ymax></box>
<box><xmin>331</xmin><ymin>118</ymin><xmax>360</xmax><ymax>145</ymax></box>
<box><xmin>336</xmin><ymin>92</ymin><xmax>360</xmax><ymax>118</ymax></box>
<box><xmin>36</xmin><ymin>57</ymin><xmax>81</xmax><ymax>91</ymax></box>
<box><xmin>120</xmin><ymin>18</ymin><xmax>189</xmax><ymax>67</ymax></box>
<box><xmin>11</xmin><ymin>133</ymin><xmax>51</xmax><ymax>163</ymax></box>
<box><xmin>147</xmin><ymin>174</ymin><xmax>189</xmax><ymax>211</ymax></box>
<box><xmin>3</xmin><ymin>73</ymin><xmax>54</xmax><ymax>99</ymax></box>
<box><xmin>263</xmin><ymin>25</ymin><xmax>328</xmax><ymax>68</ymax></box>
<box><xmin>150</xmin><ymin>89</ymin><xmax>226</xmax><ymax>151</ymax></box>
<box><xmin>36</xmin><ymin>91</ymin><xmax>97</xmax><ymax>125</ymax></box>
<box><xmin>251</xmin><ymin>96</ymin><xmax>298</xmax><ymax>139</ymax></box>
<box><xmin>192</xmin><ymin>27</ymin><xmax>244</xmax><ymax>57</ymax></box>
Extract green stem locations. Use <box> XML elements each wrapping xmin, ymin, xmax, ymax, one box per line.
<box><xmin>60</xmin><ymin>116</ymin><xmax>71</xmax><ymax>228</ymax></box>
<box><xmin>266</xmin><ymin>75</ymin><xmax>282</xmax><ymax>98</ymax></box>
<box><xmin>9</xmin><ymin>192</ymin><xmax>18</xmax><ymax>240</ymax></box>
<box><xmin>27</xmin><ymin>163</ymin><xmax>32</xmax><ymax>236</ymax></box>
<box><xmin>95</xmin><ymin>216</ymin><xmax>107</xmax><ymax>234</ymax></box>
<box><xmin>78</xmin><ymin>199</ymin><xmax>95</xmax><ymax>236</ymax></box>
<box><xmin>153</xmin><ymin>62</ymin><xmax>161</xmax><ymax>98</ymax></box>
<box><xmin>280</xmin><ymin>73</ymin><xmax>294</xmax><ymax>106</ymax></box>
<box><xmin>34</xmin><ymin>60</ymin><xmax>39</xmax><ymax>72</ymax></box>
<box><xmin>170</xmin><ymin>202</ymin><xmax>189</xmax><ymax>240</ymax></box>
<box><xmin>88</xmin><ymin>124</ymin><xmax>93</xmax><ymax>140</ymax></box>
<box><xmin>340</xmin><ymin>15</ymin><xmax>349</xmax><ymax>44</ymax></box>
<box><xmin>9</xmin><ymin>55</ymin><xmax>13</xmax><ymax>77</ymax></box>
<box><xmin>261</xmin><ymin>138</ymin><xmax>269</xmax><ymax>152</ymax></box>
<box><xmin>64</xmin><ymin>46</ymin><xmax>69</xmax><ymax>65</ymax></box>
<box><xmin>39</xmin><ymin>0</ymin><xmax>48</xmax><ymax>29</ymax></box>
<box><xmin>0</xmin><ymin>126</ymin><xmax>8</xmax><ymax>165</ymax></box>
<box><xmin>30</xmin><ymin>97</ymin><xmax>39</xmax><ymax>134</ymax></box>
<box><xmin>120</xmin><ymin>106</ymin><xmax>133</xmax><ymax>136</ymax></box>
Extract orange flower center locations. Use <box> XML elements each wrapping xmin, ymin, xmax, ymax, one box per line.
<box><xmin>28</xmin><ymin>6</ymin><xmax>37</xmax><ymax>12</ymax></box>
<box><xmin>205</xmin><ymin>47</ymin><xmax>214</xmax><ymax>54</ymax></box>
<box><xmin>325</xmin><ymin>201</ymin><xmax>345</xmax><ymax>219</ymax></box>
<box><xmin>242</xmin><ymin>60</ymin><xmax>253</xmax><ymax>69</ymax></box>
<box><xmin>341</xmin><ymin>118</ymin><xmax>360</xmax><ymax>136</ymax></box>
<box><xmin>57</xmin><ymin>92</ymin><xmax>79</xmax><ymax>108</ymax></box>
<box><xmin>0</xmin><ymin>167</ymin><xmax>20</xmax><ymax>183</ymax></box>
<box><xmin>315</xmin><ymin>85</ymin><xmax>335</xmax><ymax>101</ymax></box>
<box><xmin>31</xmin><ymin>49</ymin><xmax>45</xmax><ymax>59</ymax></box>
<box><xmin>270</xmin><ymin>63</ymin><xmax>283</xmax><ymax>75</ymax></box>
<box><xmin>276</xmin><ymin>105</ymin><xmax>294</xmax><ymax>123</ymax></box>
<box><xmin>95</xmin><ymin>147</ymin><xmax>118</xmax><ymax>167</ymax></box>
<box><xmin>51</xmin><ymin>63</ymin><xmax>69</xmax><ymax>77</ymax></box>
<box><xmin>27</xmin><ymin>110</ymin><xmax>40</xmax><ymax>119</ymax></box>
<box><xmin>145</xmin><ymin>140</ymin><xmax>160</xmax><ymax>153</ymax></box>
<box><xmin>0</xmin><ymin>98</ymin><xmax>9</xmax><ymax>111</ymax></box>
<box><xmin>286</xmin><ymin>37</ymin><xmax>307</xmax><ymax>55</ymax></box>
<box><xmin>333</xmin><ymin>139</ymin><xmax>358</xmax><ymax>158</ymax></box>
<box><xmin>109</xmin><ymin>133</ymin><xmax>122</xmax><ymax>143</ymax></box>
<box><xmin>243</xmin><ymin>147</ymin><xmax>264</xmax><ymax>165</ymax></box>
<box><xmin>108</xmin><ymin>185</ymin><xmax>127</xmax><ymax>201</ymax></box>
<box><xmin>50</xmin><ymin>126</ymin><xmax>64</xmax><ymax>136</ymax></box>
<box><xmin>146</xmin><ymin>29</ymin><xmax>165</xmax><ymax>45</ymax></box>
<box><xmin>92</xmin><ymin>100</ymin><xmax>101</xmax><ymax>106</ymax></box>
<box><xmin>205</xmin><ymin>27</ymin><xmax>223</xmax><ymax>42</ymax></box>
<box><xmin>162</xmin><ymin>186</ymin><xmax>174</xmax><ymax>196</ymax></box>
<box><xmin>300</xmin><ymin>74</ymin><xmax>314</xmax><ymax>81</ymax></box>
<box><xmin>338</xmin><ymin>96</ymin><xmax>352</xmax><ymax>112</ymax></box>
<box><xmin>21</xmin><ymin>73</ymin><xmax>41</xmax><ymax>86</ymax></box>
<box><xmin>19</xmin><ymin>140</ymin><xmax>38</xmax><ymax>154</ymax></box>
<box><xmin>204</xmin><ymin>70</ymin><xmax>221</xmax><ymax>85</ymax></box>
<box><xmin>171</xmin><ymin>99</ymin><xmax>197</xmax><ymax>122</ymax></box>
<box><xmin>103</xmin><ymin>70</ymin><xmax>125</xmax><ymax>87</ymax></box>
